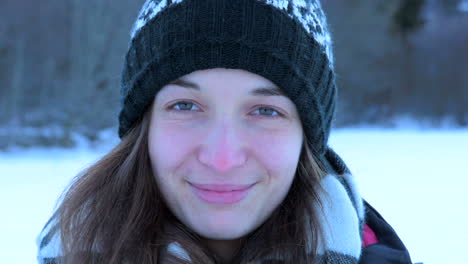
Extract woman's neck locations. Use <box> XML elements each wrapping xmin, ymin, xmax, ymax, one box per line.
<box><xmin>202</xmin><ymin>237</ymin><xmax>242</xmax><ymax>263</ymax></box>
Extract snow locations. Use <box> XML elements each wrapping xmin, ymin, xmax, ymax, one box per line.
<box><xmin>1</xmin><ymin>128</ymin><xmax>467</xmax><ymax>264</ymax></box>
<box><xmin>329</xmin><ymin>128</ymin><xmax>468</xmax><ymax>264</ymax></box>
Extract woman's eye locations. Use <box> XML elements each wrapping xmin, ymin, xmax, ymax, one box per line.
<box><xmin>169</xmin><ymin>101</ymin><xmax>200</xmax><ymax>112</ymax></box>
<box><xmin>167</xmin><ymin>101</ymin><xmax>283</xmax><ymax>118</ymax></box>
<box><xmin>251</xmin><ymin>106</ymin><xmax>282</xmax><ymax>118</ymax></box>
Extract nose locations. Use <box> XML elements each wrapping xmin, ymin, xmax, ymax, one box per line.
<box><xmin>198</xmin><ymin>120</ymin><xmax>247</xmax><ymax>174</ymax></box>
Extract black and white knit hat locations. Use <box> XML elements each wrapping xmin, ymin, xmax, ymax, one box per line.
<box><xmin>119</xmin><ymin>0</ymin><xmax>349</xmax><ymax>175</ymax></box>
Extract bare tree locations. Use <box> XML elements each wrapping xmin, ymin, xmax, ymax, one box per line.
<box><xmin>67</xmin><ymin>0</ymin><xmax>144</xmax><ymax>140</ymax></box>
<box><xmin>323</xmin><ymin>0</ymin><xmax>402</xmax><ymax>125</ymax></box>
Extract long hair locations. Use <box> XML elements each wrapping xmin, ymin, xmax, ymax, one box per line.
<box><xmin>56</xmin><ymin>105</ymin><xmax>327</xmax><ymax>264</ymax></box>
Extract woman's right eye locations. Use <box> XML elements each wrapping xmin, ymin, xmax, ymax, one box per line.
<box><xmin>168</xmin><ymin>101</ymin><xmax>200</xmax><ymax>112</ymax></box>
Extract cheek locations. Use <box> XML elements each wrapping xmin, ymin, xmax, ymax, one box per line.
<box><xmin>250</xmin><ymin>131</ymin><xmax>302</xmax><ymax>175</ymax></box>
<box><xmin>148</xmin><ymin>121</ymin><xmax>199</xmax><ymax>173</ymax></box>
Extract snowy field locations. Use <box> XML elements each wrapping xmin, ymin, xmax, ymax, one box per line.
<box><xmin>0</xmin><ymin>128</ymin><xmax>467</xmax><ymax>264</ymax></box>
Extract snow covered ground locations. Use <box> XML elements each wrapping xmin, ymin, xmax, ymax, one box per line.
<box><xmin>0</xmin><ymin>128</ymin><xmax>467</xmax><ymax>264</ymax></box>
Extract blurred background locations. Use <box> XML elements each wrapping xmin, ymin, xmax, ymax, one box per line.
<box><xmin>0</xmin><ymin>0</ymin><xmax>467</xmax><ymax>264</ymax></box>
<box><xmin>0</xmin><ymin>0</ymin><xmax>467</xmax><ymax>148</ymax></box>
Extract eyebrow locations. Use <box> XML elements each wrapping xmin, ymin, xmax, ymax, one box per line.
<box><xmin>169</xmin><ymin>78</ymin><xmax>286</xmax><ymax>97</ymax></box>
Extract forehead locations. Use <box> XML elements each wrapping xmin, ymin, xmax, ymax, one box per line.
<box><xmin>157</xmin><ymin>68</ymin><xmax>288</xmax><ymax>99</ymax></box>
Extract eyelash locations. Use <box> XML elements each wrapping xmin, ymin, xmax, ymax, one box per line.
<box><xmin>167</xmin><ymin>100</ymin><xmax>284</xmax><ymax>119</ymax></box>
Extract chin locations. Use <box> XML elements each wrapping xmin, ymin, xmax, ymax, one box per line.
<box><xmin>194</xmin><ymin>222</ymin><xmax>252</xmax><ymax>240</ymax></box>
<box><xmin>199</xmin><ymin>229</ymin><xmax>246</xmax><ymax>241</ymax></box>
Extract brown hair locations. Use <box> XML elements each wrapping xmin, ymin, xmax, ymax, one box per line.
<box><xmin>56</xmin><ymin>105</ymin><xmax>326</xmax><ymax>263</ymax></box>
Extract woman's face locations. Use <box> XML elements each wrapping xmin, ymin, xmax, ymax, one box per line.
<box><xmin>148</xmin><ymin>68</ymin><xmax>303</xmax><ymax>242</ymax></box>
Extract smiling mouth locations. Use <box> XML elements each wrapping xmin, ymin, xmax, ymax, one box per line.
<box><xmin>188</xmin><ymin>182</ymin><xmax>256</xmax><ymax>204</ymax></box>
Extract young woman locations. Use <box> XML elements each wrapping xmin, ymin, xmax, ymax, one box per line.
<box><xmin>37</xmin><ymin>0</ymin><xmax>413</xmax><ymax>263</ymax></box>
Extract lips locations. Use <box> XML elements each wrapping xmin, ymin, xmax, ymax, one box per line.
<box><xmin>189</xmin><ymin>182</ymin><xmax>256</xmax><ymax>204</ymax></box>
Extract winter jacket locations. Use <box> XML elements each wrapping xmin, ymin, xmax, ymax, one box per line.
<box><xmin>359</xmin><ymin>201</ymin><xmax>414</xmax><ymax>264</ymax></box>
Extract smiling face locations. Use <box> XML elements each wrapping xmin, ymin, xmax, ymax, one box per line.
<box><xmin>148</xmin><ymin>68</ymin><xmax>303</xmax><ymax>249</ymax></box>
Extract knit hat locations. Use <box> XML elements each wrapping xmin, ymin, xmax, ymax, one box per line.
<box><xmin>119</xmin><ymin>0</ymin><xmax>350</xmax><ymax>175</ymax></box>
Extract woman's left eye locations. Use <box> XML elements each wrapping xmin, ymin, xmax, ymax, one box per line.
<box><xmin>251</xmin><ymin>106</ymin><xmax>283</xmax><ymax>118</ymax></box>
<box><xmin>169</xmin><ymin>101</ymin><xmax>200</xmax><ymax>111</ymax></box>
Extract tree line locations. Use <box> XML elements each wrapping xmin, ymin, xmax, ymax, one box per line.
<box><xmin>0</xmin><ymin>0</ymin><xmax>467</xmax><ymax>149</ymax></box>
